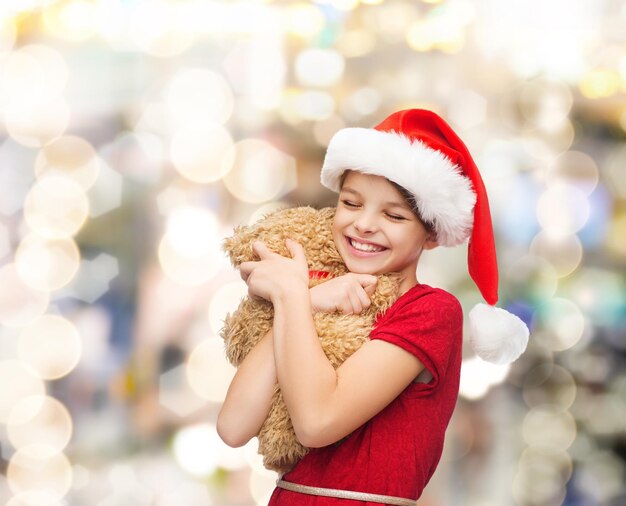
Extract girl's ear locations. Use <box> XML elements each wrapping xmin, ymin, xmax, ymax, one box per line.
<box><xmin>423</xmin><ymin>234</ymin><xmax>438</xmax><ymax>251</ymax></box>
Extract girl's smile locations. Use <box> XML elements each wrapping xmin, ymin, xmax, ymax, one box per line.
<box><xmin>332</xmin><ymin>171</ymin><xmax>438</xmax><ymax>294</ymax></box>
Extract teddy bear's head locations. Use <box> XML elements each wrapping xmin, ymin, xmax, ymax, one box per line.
<box><xmin>222</xmin><ymin>206</ymin><xmax>349</xmax><ymax>276</ymax></box>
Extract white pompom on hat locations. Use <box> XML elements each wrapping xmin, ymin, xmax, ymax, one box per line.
<box><xmin>321</xmin><ymin>108</ymin><xmax>529</xmax><ymax>364</ymax></box>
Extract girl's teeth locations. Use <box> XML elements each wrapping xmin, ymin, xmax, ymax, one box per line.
<box><xmin>350</xmin><ymin>239</ymin><xmax>384</xmax><ymax>252</ymax></box>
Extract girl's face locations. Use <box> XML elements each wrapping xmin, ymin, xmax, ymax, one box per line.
<box><xmin>332</xmin><ymin>171</ymin><xmax>437</xmax><ymax>293</ymax></box>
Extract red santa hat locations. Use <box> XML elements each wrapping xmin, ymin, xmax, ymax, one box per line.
<box><xmin>321</xmin><ymin>108</ymin><xmax>529</xmax><ymax>364</ymax></box>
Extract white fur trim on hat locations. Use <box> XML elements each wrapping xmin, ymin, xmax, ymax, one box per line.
<box><xmin>321</xmin><ymin>128</ymin><xmax>476</xmax><ymax>247</ymax></box>
<box><xmin>469</xmin><ymin>303</ymin><xmax>529</xmax><ymax>364</ymax></box>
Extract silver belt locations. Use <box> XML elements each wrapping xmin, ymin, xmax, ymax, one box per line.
<box><xmin>276</xmin><ymin>479</ymin><xmax>418</xmax><ymax>505</ymax></box>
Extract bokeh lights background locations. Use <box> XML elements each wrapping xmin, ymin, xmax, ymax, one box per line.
<box><xmin>0</xmin><ymin>0</ymin><xmax>625</xmax><ymax>504</ymax></box>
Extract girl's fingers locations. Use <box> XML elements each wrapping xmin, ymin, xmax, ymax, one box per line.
<box><xmin>239</xmin><ymin>261</ymin><xmax>254</xmax><ymax>281</ymax></box>
<box><xmin>347</xmin><ymin>290</ymin><xmax>362</xmax><ymax>315</ymax></box>
<box><xmin>286</xmin><ymin>239</ymin><xmax>307</xmax><ymax>264</ymax></box>
<box><xmin>356</xmin><ymin>286</ymin><xmax>372</xmax><ymax>309</ymax></box>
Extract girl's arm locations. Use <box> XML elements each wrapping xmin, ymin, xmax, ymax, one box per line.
<box><xmin>216</xmin><ymin>330</ymin><xmax>276</xmax><ymax>447</ymax></box>
<box><xmin>241</xmin><ymin>240</ymin><xmax>425</xmax><ymax>448</ymax></box>
<box><xmin>272</xmin><ymin>287</ymin><xmax>424</xmax><ymax>448</ymax></box>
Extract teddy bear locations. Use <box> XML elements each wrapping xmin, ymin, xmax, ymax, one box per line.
<box><xmin>220</xmin><ymin>206</ymin><xmax>403</xmax><ymax>473</ymax></box>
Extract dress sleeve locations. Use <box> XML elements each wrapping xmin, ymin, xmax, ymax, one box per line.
<box><xmin>369</xmin><ymin>289</ymin><xmax>463</xmax><ymax>393</ymax></box>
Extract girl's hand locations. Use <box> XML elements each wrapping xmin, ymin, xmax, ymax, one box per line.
<box><xmin>310</xmin><ymin>273</ymin><xmax>377</xmax><ymax>315</ymax></box>
<box><xmin>239</xmin><ymin>239</ymin><xmax>309</xmax><ymax>303</ymax></box>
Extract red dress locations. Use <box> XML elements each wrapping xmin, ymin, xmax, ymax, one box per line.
<box><xmin>267</xmin><ymin>283</ymin><xmax>463</xmax><ymax>505</ymax></box>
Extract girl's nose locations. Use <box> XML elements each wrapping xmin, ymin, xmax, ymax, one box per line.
<box><xmin>353</xmin><ymin>213</ymin><xmax>377</xmax><ymax>234</ymax></box>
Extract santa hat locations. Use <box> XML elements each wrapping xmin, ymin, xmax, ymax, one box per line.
<box><xmin>321</xmin><ymin>108</ymin><xmax>529</xmax><ymax>365</ymax></box>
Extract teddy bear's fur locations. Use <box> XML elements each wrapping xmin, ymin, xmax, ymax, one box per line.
<box><xmin>220</xmin><ymin>206</ymin><xmax>403</xmax><ymax>473</ymax></box>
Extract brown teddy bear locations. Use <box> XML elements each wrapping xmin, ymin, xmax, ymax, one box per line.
<box><xmin>220</xmin><ymin>206</ymin><xmax>403</xmax><ymax>473</ymax></box>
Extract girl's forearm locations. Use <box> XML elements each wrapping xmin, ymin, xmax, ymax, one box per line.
<box><xmin>272</xmin><ymin>287</ymin><xmax>338</xmax><ymax>447</ymax></box>
<box><xmin>216</xmin><ymin>330</ymin><xmax>277</xmax><ymax>447</ymax></box>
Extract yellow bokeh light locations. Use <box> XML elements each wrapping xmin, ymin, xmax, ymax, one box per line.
<box><xmin>17</xmin><ymin>314</ymin><xmax>82</xmax><ymax>380</ymax></box>
<box><xmin>328</xmin><ymin>0</ymin><xmax>359</xmax><ymax>11</ymax></box>
<box><xmin>23</xmin><ymin>175</ymin><xmax>90</xmax><ymax>239</ymax></box>
<box><xmin>7</xmin><ymin>491</ymin><xmax>69</xmax><ymax>506</ymax></box>
<box><xmin>15</xmin><ymin>233</ymin><xmax>81</xmax><ymax>291</ymax></box>
<box><xmin>579</xmin><ymin>68</ymin><xmax>620</xmax><ymax>99</ymax></box>
<box><xmin>223</xmin><ymin>139</ymin><xmax>297</xmax><ymax>204</ymax></box>
<box><xmin>34</xmin><ymin>135</ymin><xmax>100</xmax><ymax>190</ymax></box>
<box><xmin>166</xmin><ymin>69</ymin><xmax>234</xmax><ymax>126</ymax></box>
<box><xmin>170</xmin><ymin>122</ymin><xmax>235</xmax><ymax>183</ymax></box>
<box><xmin>7</xmin><ymin>395</ymin><xmax>73</xmax><ymax>456</ymax></box>
<box><xmin>0</xmin><ymin>360</ymin><xmax>46</xmax><ymax>424</ymax></box>
<box><xmin>0</xmin><ymin>264</ymin><xmax>50</xmax><ymax>327</ymax></box>
<box><xmin>42</xmin><ymin>0</ymin><xmax>98</xmax><ymax>42</ymax></box>
<box><xmin>406</xmin><ymin>20</ymin><xmax>435</xmax><ymax>52</ymax></box>
<box><xmin>336</xmin><ymin>29</ymin><xmax>377</xmax><ymax>58</ymax></box>
<box><xmin>172</xmin><ymin>423</ymin><xmax>222</xmax><ymax>477</ymax></box>
<box><xmin>186</xmin><ymin>337</ymin><xmax>236</xmax><ymax>403</ymax></box>
<box><xmin>7</xmin><ymin>446</ymin><xmax>73</xmax><ymax>500</ymax></box>
<box><xmin>547</xmin><ymin>150</ymin><xmax>598</xmax><ymax>196</ymax></box>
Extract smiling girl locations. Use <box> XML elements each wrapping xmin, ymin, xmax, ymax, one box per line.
<box><xmin>217</xmin><ymin>109</ymin><xmax>528</xmax><ymax>505</ymax></box>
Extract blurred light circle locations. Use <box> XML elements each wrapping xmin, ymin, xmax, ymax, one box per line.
<box><xmin>459</xmin><ymin>356</ymin><xmax>510</xmax><ymax>400</ymax></box>
<box><xmin>7</xmin><ymin>491</ymin><xmax>68</xmax><ymax>506</ymax></box>
<box><xmin>154</xmin><ymin>482</ymin><xmax>213</xmax><ymax>506</ymax></box>
<box><xmin>336</xmin><ymin>30</ymin><xmax>377</xmax><ymax>58</ymax></box>
<box><xmin>172</xmin><ymin>423</ymin><xmax>222</xmax><ymax>477</ymax></box>
<box><xmin>208</xmin><ymin>281</ymin><xmax>249</xmax><ymax>335</ymax></box>
<box><xmin>342</xmin><ymin>87</ymin><xmax>382</xmax><ymax>118</ymax></box>
<box><xmin>0</xmin><ymin>45</ymin><xmax>67</xmax><ymax>109</ymax></box>
<box><xmin>521</xmin><ymin>119</ymin><xmax>575</xmax><ymax>159</ymax></box>
<box><xmin>166</xmin><ymin>69</ymin><xmax>234</xmax><ymax>126</ymax></box>
<box><xmin>295</xmin><ymin>49</ymin><xmax>345</xmax><ymax>87</ymax></box>
<box><xmin>519</xmin><ymin>77</ymin><xmax>573</xmax><ymax>130</ymax></box>
<box><xmin>7</xmin><ymin>446</ymin><xmax>72</xmax><ymax>499</ymax></box>
<box><xmin>165</xmin><ymin>207</ymin><xmax>219</xmax><ymax>258</ymax></box>
<box><xmin>535</xmin><ymin>297</ymin><xmax>585</xmax><ymax>352</ymax></box>
<box><xmin>170</xmin><ymin>122</ymin><xmax>235</xmax><ymax>183</ymax></box>
<box><xmin>42</xmin><ymin>0</ymin><xmax>98</xmax><ymax>42</ymax></box>
<box><xmin>447</xmin><ymin>90</ymin><xmax>487</xmax><ymax>130</ymax></box>
<box><xmin>522</xmin><ymin>364</ymin><xmax>577</xmax><ymax>411</ymax></box>
<box><xmin>34</xmin><ymin>135</ymin><xmax>99</xmax><ymax>190</ymax></box>
<box><xmin>7</xmin><ymin>395</ymin><xmax>73</xmax><ymax>456</ymax></box>
<box><xmin>223</xmin><ymin>139</ymin><xmax>296</xmax><ymax>204</ymax></box>
<box><xmin>186</xmin><ymin>337</ymin><xmax>236</xmax><ymax>403</ymax></box>
<box><xmin>285</xmin><ymin>3</ymin><xmax>325</xmax><ymax>37</ymax></box>
<box><xmin>130</xmin><ymin>1</ymin><xmax>193</xmax><ymax>57</ymax></box>
<box><xmin>23</xmin><ymin>175</ymin><xmax>89</xmax><ymax>239</ymax></box>
<box><xmin>547</xmin><ymin>151</ymin><xmax>598</xmax><ymax>196</ymax></box>
<box><xmin>0</xmin><ymin>264</ymin><xmax>49</xmax><ymax>327</ymax></box>
<box><xmin>17</xmin><ymin>314</ymin><xmax>82</xmax><ymax>380</ymax></box>
<box><xmin>536</xmin><ymin>183</ymin><xmax>589</xmax><ymax>238</ymax></box>
<box><xmin>158</xmin><ymin>209</ymin><xmax>225</xmax><ymax>286</ymax></box>
<box><xmin>523</xmin><ymin>405</ymin><xmax>576</xmax><ymax>453</ymax></box>
<box><xmin>513</xmin><ymin>448</ymin><xmax>571</xmax><ymax>505</ymax></box>
<box><xmin>328</xmin><ymin>0</ymin><xmax>359</xmax><ymax>11</ymax></box>
<box><xmin>15</xmin><ymin>233</ymin><xmax>80</xmax><ymax>291</ymax></box>
<box><xmin>567</xmin><ymin>268</ymin><xmax>625</xmax><ymax>327</ymax></box>
<box><xmin>5</xmin><ymin>98</ymin><xmax>70</xmax><ymax>148</ymax></box>
<box><xmin>0</xmin><ymin>360</ymin><xmax>46</xmax><ymax>424</ymax></box>
<box><xmin>529</xmin><ymin>232</ymin><xmax>582</xmax><ymax>278</ymax></box>
<box><xmin>20</xmin><ymin>45</ymin><xmax>68</xmax><ymax>96</ymax></box>
<box><xmin>607</xmin><ymin>212</ymin><xmax>626</xmax><ymax>257</ymax></box>
<box><xmin>406</xmin><ymin>20</ymin><xmax>435</xmax><ymax>52</ymax></box>
<box><xmin>503</xmin><ymin>255</ymin><xmax>558</xmax><ymax>303</ymax></box>
<box><xmin>579</xmin><ymin>68</ymin><xmax>621</xmax><ymax>99</ymax></box>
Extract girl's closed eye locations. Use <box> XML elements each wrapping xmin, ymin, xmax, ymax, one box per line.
<box><xmin>386</xmin><ymin>213</ymin><xmax>406</xmax><ymax>221</ymax></box>
<box><xmin>341</xmin><ymin>200</ymin><xmax>359</xmax><ymax>208</ymax></box>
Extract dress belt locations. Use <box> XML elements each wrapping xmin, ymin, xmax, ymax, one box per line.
<box><xmin>276</xmin><ymin>479</ymin><xmax>418</xmax><ymax>506</ymax></box>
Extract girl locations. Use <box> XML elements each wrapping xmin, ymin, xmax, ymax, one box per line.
<box><xmin>217</xmin><ymin>109</ymin><xmax>528</xmax><ymax>505</ymax></box>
